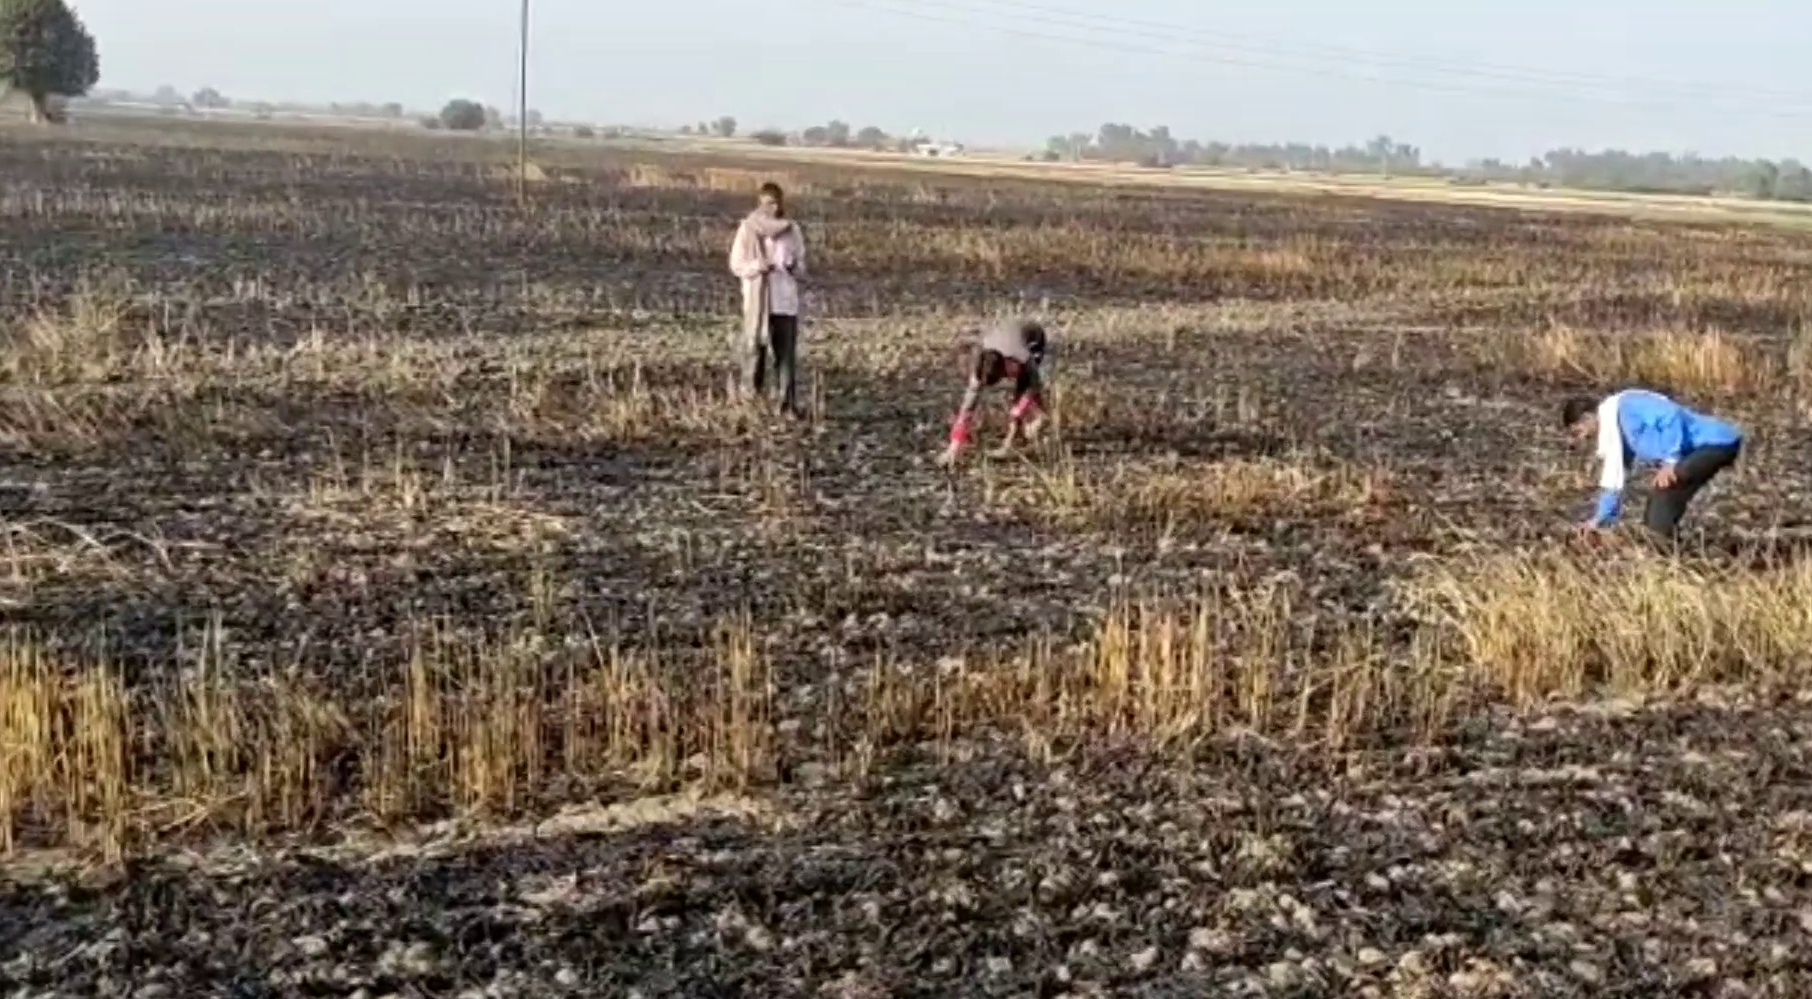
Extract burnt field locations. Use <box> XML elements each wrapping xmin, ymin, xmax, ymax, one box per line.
<box><xmin>5</xmin><ymin>119</ymin><xmax>1812</xmax><ymax>997</ymax></box>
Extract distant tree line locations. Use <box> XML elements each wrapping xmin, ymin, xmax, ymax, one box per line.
<box><xmin>1046</xmin><ymin>125</ymin><xmax>1424</xmax><ymax>173</ymax></box>
<box><xmin>1462</xmin><ymin>149</ymin><xmax>1812</xmax><ymax>202</ymax></box>
<box><xmin>64</xmin><ymin>68</ymin><xmax>1812</xmax><ymax>205</ymax></box>
<box><xmin>1045</xmin><ymin>122</ymin><xmax>1812</xmax><ymax>203</ymax></box>
<box><xmin>83</xmin><ymin>84</ymin><xmax>604</xmax><ymax>139</ymax></box>
<box><xmin>678</xmin><ymin>116</ymin><xmax>740</xmax><ymax>138</ymax></box>
<box><xmin>87</xmin><ymin>84</ymin><xmax>410</xmax><ymax>122</ymax></box>
<box><xmin>723</xmin><ymin>117</ymin><xmax>941</xmax><ymax>154</ymax></box>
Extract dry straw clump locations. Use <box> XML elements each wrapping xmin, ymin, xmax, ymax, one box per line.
<box><xmin>853</xmin><ymin>583</ymin><xmax>1460</xmax><ymax>765</ymax></box>
<box><xmin>1500</xmin><ymin>324</ymin><xmax>1776</xmax><ymax>396</ymax></box>
<box><xmin>0</xmin><ymin>280</ymin><xmax>211</xmax><ymax>451</ymax></box>
<box><xmin>622</xmin><ymin>162</ymin><xmax>807</xmax><ymax>196</ymax></box>
<box><xmin>0</xmin><ymin>279</ymin><xmax>148</xmax><ymax>386</ymax></box>
<box><xmin>0</xmin><ymin>284</ymin><xmax>774</xmax><ymax>454</ymax></box>
<box><xmin>1008</xmin><ymin>452</ymin><xmax>1392</xmax><ymax>529</ymax></box>
<box><xmin>0</xmin><ymin>642</ymin><xmax>131</xmax><ymax>859</ymax></box>
<box><xmin>501</xmin><ymin>362</ymin><xmax>766</xmax><ymax>445</ymax></box>
<box><xmin>1412</xmin><ymin>548</ymin><xmax>1812</xmax><ymax>707</ymax></box>
<box><xmin>1791</xmin><ymin>320</ymin><xmax>1812</xmax><ymax>410</ymax></box>
<box><xmin>0</xmin><ymin>616</ymin><xmax>772</xmax><ymax>857</ymax></box>
<box><xmin>1105</xmin><ymin>456</ymin><xmax>1392</xmax><ymax>523</ymax></box>
<box><xmin>8</xmin><ymin>546</ymin><xmax>1809</xmax><ymax>859</ymax></box>
<box><xmin>860</xmin><ymin>547</ymin><xmax>1812</xmax><ymax>764</ymax></box>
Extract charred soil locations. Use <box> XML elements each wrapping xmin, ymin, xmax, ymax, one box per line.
<box><xmin>3</xmin><ymin>120</ymin><xmax>1812</xmax><ymax>996</ymax></box>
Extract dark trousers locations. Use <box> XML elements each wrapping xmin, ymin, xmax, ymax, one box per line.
<box><xmin>744</xmin><ymin>314</ymin><xmax>799</xmax><ymax>414</ymax></box>
<box><xmin>1644</xmin><ymin>442</ymin><xmax>1741</xmax><ymax>539</ymax></box>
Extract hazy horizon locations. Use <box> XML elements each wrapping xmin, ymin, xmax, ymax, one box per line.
<box><xmin>73</xmin><ymin>0</ymin><xmax>1812</xmax><ymax>165</ymax></box>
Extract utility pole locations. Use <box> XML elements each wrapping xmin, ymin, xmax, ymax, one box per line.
<box><xmin>517</xmin><ymin>0</ymin><xmax>529</xmax><ymax>205</ymax></box>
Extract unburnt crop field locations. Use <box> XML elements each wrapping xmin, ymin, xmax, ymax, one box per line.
<box><xmin>6</xmin><ymin>118</ymin><xmax>1812</xmax><ymax>997</ymax></box>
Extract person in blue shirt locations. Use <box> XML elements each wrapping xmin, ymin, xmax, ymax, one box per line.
<box><xmin>1562</xmin><ymin>390</ymin><xmax>1744</xmax><ymax>541</ymax></box>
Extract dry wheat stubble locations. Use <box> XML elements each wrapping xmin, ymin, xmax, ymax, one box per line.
<box><xmin>1</xmin><ymin>124</ymin><xmax>1811</xmax><ymax>869</ymax></box>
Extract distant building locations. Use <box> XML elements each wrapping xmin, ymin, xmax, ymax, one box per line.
<box><xmin>908</xmin><ymin>138</ymin><xmax>964</xmax><ymax>158</ymax></box>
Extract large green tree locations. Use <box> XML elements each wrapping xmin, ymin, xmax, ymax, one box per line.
<box><xmin>0</xmin><ymin>0</ymin><xmax>98</xmax><ymax>122</ymax></box>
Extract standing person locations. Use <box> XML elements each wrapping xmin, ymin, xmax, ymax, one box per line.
<box><xmin>1562</xmin><ymin>388</ymin><xmax>1744</xmax><ymax>542</ymax></box>
<box><xmin>728</xmin><ymin>182</ymin><xmax>807</xmax><ymax>416</ymax></box>
<box><xmin>937</xmin><ymin>317</ymin><xmax>1052</xmax><ymax>467</ymax></box>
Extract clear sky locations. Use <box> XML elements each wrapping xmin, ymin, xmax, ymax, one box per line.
<box><xmin>74</xmin><ymin>0</ymin><xmax>1812</xmax><ymax>164</ymax></box>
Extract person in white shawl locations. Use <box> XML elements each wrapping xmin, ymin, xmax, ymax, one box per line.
<box><xmin>728</xmin><ymin>182</ymin><xmax>807</xmax><ymax>416</ymax></box>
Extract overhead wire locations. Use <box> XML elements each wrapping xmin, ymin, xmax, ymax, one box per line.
<box><xmin>821</xmin><ymin>0</ymin><xmax>1812</xmax><ymax>120</ymax></box>
<box><xmin>880</xmin><ymin>0</ymin><xmax>1812</xmax><ymax>106</ymax></box>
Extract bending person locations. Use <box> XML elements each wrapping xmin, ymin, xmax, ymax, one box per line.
<box><xmin>1562</xmin><ymin>389</ymin><xmax>1743</xmax><ymax>542</ymax></box>
<box><xmin>938</xmin><ymin>318</ymin><xmax>1051</xmax><ymax>467</ymax></box>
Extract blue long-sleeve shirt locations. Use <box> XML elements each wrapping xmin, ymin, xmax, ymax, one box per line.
<box><xmin>1589</xmin><ymin>390</ymin><xmax>1742</xmax><ymax>526</ymax></box>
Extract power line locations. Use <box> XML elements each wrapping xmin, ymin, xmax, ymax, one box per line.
<box><xmin>882</xmin><ymin>0</ymin><xmax>1812</xmax><ymax>107</ymax></box>
<box><xmin>518</xmin><ymin>0</ymin><xmax>529</xmax><ymax>204</ymax></box>
<box><xmin>826</xmin><ymin>0</ymin><xmax>1812</xmax><ymax>120</ymax></box>
<box><xmin>846</xmin><ymin>0</ymin><xmax>1812</xmax><ymax>112</ymax></box>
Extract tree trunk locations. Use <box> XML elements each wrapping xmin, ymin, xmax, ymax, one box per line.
<box><xmin>27</xmin><ymin>90</ymin><xmax>49</xmax><ymax>124</ymax></box>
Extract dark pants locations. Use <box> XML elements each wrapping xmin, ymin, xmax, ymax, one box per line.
<box><xmin>973</xmin><ymin>348</ymin><xmax>1043</xmax><ymax>409</ymax></box>
<box><xmin>1644</xmin><ymin>442</ymin><xmax>1741</xmax><ymax>539</ymax></box>
<box><xmin>744</xmin><ymin>314</ymin><xmax>799</xmax><ymax>415</ymax></box>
